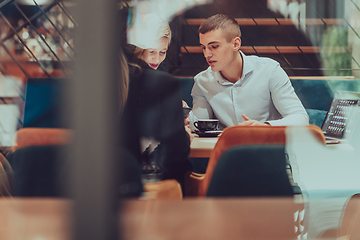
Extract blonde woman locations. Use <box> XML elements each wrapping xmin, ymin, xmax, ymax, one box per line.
<box><xmin>131</xmin><ymin>14</ymin><xmax>171</xmax><ymax>71</ymax></box>
<box><xmin>119</xmin><ymin>12</ymin><xmax>193</xmax><ymax>188</ymax></box>
<box><xmin>130</xmin><ymin>15</ymin><xmax>194</xmax><ymax>141</ymax></box>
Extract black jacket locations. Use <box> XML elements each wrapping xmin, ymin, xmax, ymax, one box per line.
<box><xmin>121</xmin><ymin>64</ymin><xmax>192</xmax><ymax>185</ymax></box>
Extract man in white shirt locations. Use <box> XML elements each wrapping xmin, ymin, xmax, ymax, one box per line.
<box><xmin>190</xmin><ymin>14</ymin><xmax>309</xmax><ymax>129</ymax></box>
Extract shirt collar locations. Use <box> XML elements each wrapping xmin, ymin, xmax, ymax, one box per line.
<box><xmin>240</xmin><ymin>50</ymin><xmax>254</xmax><ymax>78</ymax></box>
<box><xmin>214</xmin><ymin>50</ymin><xmax>254</xmax><ymax>85</ymax></box>
<box><xmin>214</xmin><ymin>71</ymin><xmax>229</xmax><ymax>85</ymax></box>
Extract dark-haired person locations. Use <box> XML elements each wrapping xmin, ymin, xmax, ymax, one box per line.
<box><xmin>190</xmin><ymin>14</ymin><xmax>308</xmax><ymax>129</ymax></box>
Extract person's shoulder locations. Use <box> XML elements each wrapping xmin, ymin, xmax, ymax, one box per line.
<box><xmin>156</xmin><ymin>62</ymin><xmax>169</xmax><ymax>72</ymax></box>
<box><xmin>142</xmin><ymin>68</ymin><xmax>177</xmax><ymax>82</ymax></box>
<box><xmin>246</xmin><ymin>54</ymin><xmax>280</xmax><ymax>67</ymax></box>
<box><xmin>194</xmin><ymin>66</ymin><xmax>215</xmax><ymax>83</ymax></box>
<box><xmin>141</xmin><ymin>68</ymin><xmax>180</xmax><ymax>92</ymax></box>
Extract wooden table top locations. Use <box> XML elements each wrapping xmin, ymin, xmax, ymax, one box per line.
<box><xmin>188</xmin><ymin>131</ymin><xmax>344</xmax><ymax>158</ymax></box>
<box><xmin>0</xmin><ymin>197</ymin><xmax>309</xmax><ymax>240</ymax></box>
<box><xmin>189</xmin><ymin>136</ymin><xmax>218</xmax><ymax>158</ymax></box>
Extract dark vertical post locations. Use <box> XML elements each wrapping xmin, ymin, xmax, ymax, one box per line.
<box><xmin>72</xmin><ymin>0</ymin><xmax>120</xmax><ymax>239</ymax></box>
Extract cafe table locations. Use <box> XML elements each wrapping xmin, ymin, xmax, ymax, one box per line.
<box><xmin>189</xmin><ymin>136</ymin><xmax>218</xmax><ymax>158</ymax></box>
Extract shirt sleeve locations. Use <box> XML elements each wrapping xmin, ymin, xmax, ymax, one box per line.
<box><xmin>266</xmin><ymin>64</ymin><xmax>309</xmax><ymax>126</ymax></box>
<box><xmin>189</xmin><ymin>77</ymin><xmax>214</xmax><ymax>130</ymax></box>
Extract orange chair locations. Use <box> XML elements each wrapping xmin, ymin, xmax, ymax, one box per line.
<box><xmin>337</xmin><ymin>193</ymin><xmax>360</xmax><ymax>239</ymax></box>
<box><xmin>143</xmin><ymin>180</ymin><xmax>183</xmax><ymax>200</ymax></box>
<box><xmin>12</xmin><ymin>127</ymin><xmax>72</xmax><ymax>152</ymax></box>
<box><xmin>184</xmin><ymin>125</ymin><xmax>325</xmax><ymax>197</ymax></box>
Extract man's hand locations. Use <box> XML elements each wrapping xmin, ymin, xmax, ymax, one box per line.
<box><xmin>185</xmin><ymin>125</ymin><xmax>195</xmax><ymax>142</ymax></box>
<box><xmin>185</xmin><ymin>117</ymin><xmax>190</xmax><ymax>126</ymax></box>
<box><xmin>239</xmin><ymin>114</ymin><xmax>270</xmax><ymax>126</ymax></box>
<box><xmin>184</xmin><ymin>115</ymin><xmax>194</xmax><ymax>142</ymax></box>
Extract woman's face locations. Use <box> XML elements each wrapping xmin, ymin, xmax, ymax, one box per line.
<box><xmin>142</xmin><ymin>37</ymin><xmax>169</xmax><ymax>70</ymax></box>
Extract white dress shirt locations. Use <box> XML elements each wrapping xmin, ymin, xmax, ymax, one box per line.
<box><xmin>190</xmin><ymin>51</ymin><xmax>309</xmax><ymax>129</ymax></box>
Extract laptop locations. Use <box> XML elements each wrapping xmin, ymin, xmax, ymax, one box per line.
<box><xmin>22</xmin><ymin>77</ymin><xmax>68</xmax><ymax>128</ymax></box>
<box><xmin>321</xmin><ymin>91</ymin><xmax>360</xmax><ymax>144</ymax></box>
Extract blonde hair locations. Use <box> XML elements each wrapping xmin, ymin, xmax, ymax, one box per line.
<box><xmin>144</xmin><ymin>13</ymin><xmax>171</xmax><ymax>46</ymax></box>
<box><xmin>118</xmin><ymin>49</ymin><xmax>129</xmax><ymax>113</ymax></box>
<box><xmin>132</xmin><ymin>46</ymin><xmax>145</xmax><ymax>63</ymax></box>
<box><xmin>157</xmin><ymin>19</ymin><xmax>171</xmax><ymax>45</ymax></box>
<box><xmin>137</xmin><ymin>13</ymin><xmax>172</xmax><ymax>49</ymax></box>
<box><xmin>131</xmin><ymin>16</ymin><xmax>171</xmax><ymax>63</ymax></box>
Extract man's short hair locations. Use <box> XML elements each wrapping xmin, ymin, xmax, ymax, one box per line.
<box><xmin>198</xmin><ymin>14</ymin><xmax>241</xmax><ymax>42</ymax></box>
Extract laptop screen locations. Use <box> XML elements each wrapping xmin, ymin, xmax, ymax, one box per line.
<box><xmin>321</xmin><ymin>91</ymin><xmax>360</xmax><ymax>139</ymax></box>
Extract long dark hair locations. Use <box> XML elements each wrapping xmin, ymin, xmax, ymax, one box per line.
<box><xmin>118</xmin><ymin>1</ymin><xmax>131</xmax><ymax>112</ymax></box>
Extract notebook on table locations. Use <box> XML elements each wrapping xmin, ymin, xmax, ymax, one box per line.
<box><xmin>321</xmin><ymin>91</ymin><xmax>360</xmax><ymax>144</ymax></box>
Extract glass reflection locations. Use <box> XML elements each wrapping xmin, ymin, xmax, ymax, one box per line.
<box><xmin>286</xmin><ymin>103</ymin><xmax>360</xmax><ymax>237</ymax></box>
<box><xmin>1</xmin><ymin>0</ymin><xmax>360</xmax><ymax>240</ymax></box>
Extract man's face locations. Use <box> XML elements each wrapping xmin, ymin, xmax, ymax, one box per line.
<box><xmin>199</xmin><ymin>28</ymin><xmax>239</xmax><ymax>72</ymax></box>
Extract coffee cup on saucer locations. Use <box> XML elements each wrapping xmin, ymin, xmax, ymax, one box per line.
<box><xmin>194</xmin><ymin>119</ymin><xmax>219</xmax><ymax>132</ymax></box>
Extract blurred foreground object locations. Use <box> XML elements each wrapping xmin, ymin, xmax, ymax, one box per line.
<box><xmin>127</xmin><ymin>0</ymin><xmax>212</xmax><ymax>49</ymax></box>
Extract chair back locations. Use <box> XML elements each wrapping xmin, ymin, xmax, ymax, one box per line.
<box><xmin>200</xmin><ymin>125</ymin><xmax>325</xmax><ymax>196</ymax></box>
<box><xmin>9</xmin><ymin>145</ymin><xmax>144</xmax><ymax>198</ymax></box>
<box><xmin>206</xmin><ymin>145</ymin><xmax>294</xmax><ymax>197</ymax></box>
<box><xmin>12</xmin><ymin>127</ymin><xmax>72</xmax><ymax>152</ymax></box>
<box><xmin>9</xmin><ymin>145</ymin><xmax>66</xmax><ymax>197</ymax></box>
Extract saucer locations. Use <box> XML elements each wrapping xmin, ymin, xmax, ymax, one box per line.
<box><xmin>195</xmin><ymin>130</ymin><xmax>222</xmax><ymax>137</ymax></box>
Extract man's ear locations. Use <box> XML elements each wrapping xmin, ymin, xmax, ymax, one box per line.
<box><xmin>233</xmin><ymin>37</ymin><xmax>241</xmax><ymax>51</ymax></box>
